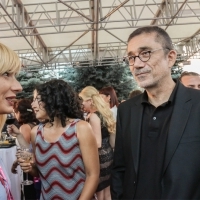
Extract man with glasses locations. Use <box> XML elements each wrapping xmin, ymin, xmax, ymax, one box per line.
<box><xmin>111</xmin><ymin>26</ymin><xmax>200</xmax><ymax>199</ymax></box>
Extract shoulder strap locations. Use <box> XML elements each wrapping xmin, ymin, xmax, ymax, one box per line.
<box><xmin>71</xmin><ymin>119</ymin><xmax>81</xmax><ymax>126</ymax></box>
<box><xmin>94</xmin><ymin>111</ymin><xmax>107</xmax><ymax>127</ymax></box>
<box><xmin>27</xmin><ymin>123</ymin><xmax>36</xmax><ymax>129</ymax></box>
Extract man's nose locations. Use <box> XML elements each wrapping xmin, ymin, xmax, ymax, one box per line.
<box><xmin>134</xmin><ymin>56</ymin><xmax>145</xmax><ymax>68</ymax></box>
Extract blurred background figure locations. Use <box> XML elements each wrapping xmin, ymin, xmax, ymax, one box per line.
<box><xmin>99</xmin><ymin>86</ymin><xmax>119</xmax><ymax>121</ymax></box>
<box><xmin>128</xmin><ymin>89</ymin><xmax>143</xmax><ymax>99</ymax></box>
<box><xmin>12</xmin><ymin>98</ymin><xmax>40</xmax><ymax>200</ymax></box>
<box><xmin>80</xmin><ymin>86</ymin><xmax>115</xmax><ymax>200</ymax></box>
<box><xmin>2</xmin><ymin>112</ymin><xmax>19</xmax><ymax>134</ymax></box>
<box><xmin>120</xmin><ymin>99</ymin><xmax>126</xmax><ymax>103</ymax></box>
<box><xmin>0</xmin><ymin>42</ymin><xmax>22</xmax><ymax>200</ymax></box>
<box><xmin>180</xmin><ymin>71</ymin><xmax>200</xmax><ymax>90</ymax></box>
<box><xmin>99</xmin><ymin>86</ymin><xmax>118</xmax><ymax>149</ymax></box>
<box><xmin>13</xmin><ymin>99</ymin><xmax>38</xmax><ymax>144</ymax></box>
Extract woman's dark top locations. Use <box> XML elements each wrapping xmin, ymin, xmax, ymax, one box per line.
<box><xmin>87</xmin><ymin>111</ymin><xmax>114</xmax><ymax>192</ymax></box>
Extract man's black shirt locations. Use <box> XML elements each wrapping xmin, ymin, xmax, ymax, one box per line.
<box><xmin>135</xmin><ymin>82</ymin><xmax>178</xmax><ymax>199</ymax></box>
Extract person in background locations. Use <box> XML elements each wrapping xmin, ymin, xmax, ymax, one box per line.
<box><xmin>128</xmin><ymin>89</ymin><xmax>143</xmax><ymax>99</ymax></box>
<box><xmin>8</xmin><ymin>79</ymin><xmax>99</xmax><ymax>200</ymax></box>
<box><xmin>2</xmin><ymin>112</ymin><xmax>19</xmax><ymax>133</ymax></box>
<box><xmin>119</xmin><ymin>99</ymin><xmax>126</xmax><ymax>103</ymax></box>
<box><xmin>180</xmin><ymin>71</ymin><xmax>200</xmax><ymax>90</ymax></box>
<box><xmin>111</xmin><ymin>26</ymin><xmax>200</xmax><ymax>199</ymax></box>
<box><xmin>99</xmin><ymin>86</ymin><xmax>118</xmax><ymax>149</ymax></box>
<box><xmin>99</xmin><ymin>86</ymin><xmax>119</xmax><ymax>121</ymax></box>
<box><xmin>11</xmin><ymin>99</ymin><xmax>40</xmax><ymax>200</ymax></box>
<box><xmin>13</xmin><ymin>99</ymin><xmax>38</xmax><ymax>144</ymax></box>
<box><xmin>0</xmin><ymin>42</ymin><xmax>22</xmax><ymax>200</ymax></box>
<box><xmin>79</xmin><ymin>86</ymin><xmax>115</xmax><ymax>200</ymax></box>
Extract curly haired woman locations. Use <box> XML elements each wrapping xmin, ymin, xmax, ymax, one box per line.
<box><xmin>79</xmin><ymin>86</ymin><xmax>116</xmax><ymax>200</ymax></box>
<box><xmin>8</xmin><ymin>79</ymin><xmax>99</xmax><ymax>200</ymax></box>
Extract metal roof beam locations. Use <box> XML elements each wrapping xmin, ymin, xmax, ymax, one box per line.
<box><xmin>13</xmin><ymin>0</ymin><xmax>50</xmax><ymax>63</ymax></box>
<box><xmin>100</xmin><ymin>0</ymin><xmax>130</xmax><ymax>22</ymax></box>
<box><xmin>174</xmin><ymin>30</ymin><xmax>200</xmax><ymax>61</ymax></box>
<box><xmin>14</xmin><ymin>42</ymin><xmax>128</xmax><ymax>52</ymax></box>
<box><xmin>17</xmin><ymin>42</ymin><xmax>128</xmax><ymax>68</ymax></box>
<box><xmin>165</xmin><ymin>0</ymin><xmax>188</xmax><ymax>30</ymax></box>
<box><xmin>103</xmin><ymin>29</ymin><xmax>127</xmax><ymax>45</ymax></box>
<box><xmin>0</xmin><ymin>2</ymin><xmax>47</xmax><ymax>66</ymax></box>
<box><xmin>2</xmin><ymin>14</ymin><xmax>200</xmax><ymax>33</ymax></box>
<box><xmin>48</xmin><ymin>30</ymin><xmax>90</xmax><ymax>63</ymax></box>
<box><xmin>58</xmin><ymin>0</ymin><xmax>93</xmax><ymax>22</ymax></box>
<box><xmin>3</xmin><ymin>17</ymin><xmax>200</xmax><ymax>39</ymax></box>
<box><xmin>177</xmin><ymin>35</ymin><xmax>200</xmax><ymax>61</ymax></box>
<box><xmin>3</xmin><ymin>1</ymin><xmax>198</xmax><ymax>8</ymax></box>
<box><xmin>12</xmin><ymin>0</ymin><xmax>47</xmax><ymax>50</ymax></box>
<box><xmin>90</xmin><ymin>0</ymin><xmax>99</xmax><ymax>62</ymax></box>
<box><xmin>150</xmin><ymin>0</ymin><xmax>167</xmax><ymax>25</ymax></box>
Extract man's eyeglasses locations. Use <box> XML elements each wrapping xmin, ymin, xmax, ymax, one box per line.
<box><xmin>123</xmin><ymin>48</ymin><xmax>170</xmax><ymax>66</ymax></box>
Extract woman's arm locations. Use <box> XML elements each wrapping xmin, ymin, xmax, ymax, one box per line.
<box><xmin>29</xmin><ymin>126</ymin><xmax>39</xmax><ymax>177</ymax></box>
<box><xmin>11</xmin><ymin>159</ymin><xmax>18</xmax><ymax>174</ymax></box>
<box><xmin>76</xmin><ymin>120</ymin><xmax>100</xmax><ymax>200</ymax></box>
<box><xmin>7</xmin><ymin>124</ymin><xmax>29</xmax><ymax>148</ymax></box>
<box><xmin>17</xmin><ymin>126</ymin><xmax>39</xmax><ymax>177</ymax></box>
<box><xmin>19</xmin><ymin>124</ymin><xmax>31</xmax><ymax>144</ymax></box>
<box><xmin>89</xmin><ymin>113</ymin><xmax>102</xmax><ymax>148</ymax></box>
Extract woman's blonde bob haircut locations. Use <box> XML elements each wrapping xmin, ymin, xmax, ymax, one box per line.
<box><xmin>79</xmin><ymin>86</ymin><xmax>116</xmax><ymax>134</ymax></box>
<box><xmin>0</xmin><ymin>43</ymin><xmax>21</xmax><ymax>132</ymax></box>
<box><xmin>0</xmin><ymin>43</ymin><xmax>21</xmax><ymax>74</ymax></box>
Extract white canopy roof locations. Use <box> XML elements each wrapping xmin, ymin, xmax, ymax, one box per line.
<box><xmin>0</xmin><ymin>0</ymin><xmax>200</xmax><ymax>70</ymax></box>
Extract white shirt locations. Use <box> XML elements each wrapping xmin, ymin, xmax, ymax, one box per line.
<box><xmin>111</xmin><ymin>105</ymin><xmax>117</xmax><ymax>121</ymax></box>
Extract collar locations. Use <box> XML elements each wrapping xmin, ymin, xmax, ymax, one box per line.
<box><xmin>141</xmin><ymin>79</ymin><xmax>179</xmax><ymax>106</ymax></box>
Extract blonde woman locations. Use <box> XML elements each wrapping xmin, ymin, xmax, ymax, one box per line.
<box><xmin>0</xmin><ymin>42</ymin><xmax>22</xmax><ymax>200</ymax></box>
<box><xmin>79</xmin><ymin>86</ymin><xmax>115</xmax><ymax>200</ymax></box>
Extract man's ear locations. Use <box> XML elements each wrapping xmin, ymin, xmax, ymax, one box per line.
<box><xmin>168</xmin><ymin>49</ymin><xmax>177</xmax><ymax>69</ymax></box>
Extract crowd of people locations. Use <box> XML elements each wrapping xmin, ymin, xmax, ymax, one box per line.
<box><xmin>0</xmin><ymin>25</ymin><xmax>200</xmax><ymax>200</ymax></box>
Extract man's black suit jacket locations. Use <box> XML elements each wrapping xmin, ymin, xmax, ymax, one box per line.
<box><xmin>111</xmin><ymin>82</ymin><xmax>200</xmax><ymax>199</ymax></box>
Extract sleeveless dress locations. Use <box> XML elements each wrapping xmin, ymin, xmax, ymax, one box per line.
<box><xmin>35</xmin><ymin>119</ymin><xmax>86</xmax><ymax>200</ymax></box>
<box><xmin>89</xmin><ymin>112</ymin><xmax>114</xmax><ymax>192</ymax></box>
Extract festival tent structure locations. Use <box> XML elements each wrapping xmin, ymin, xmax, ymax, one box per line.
<box><xmin>0</xmin><ymin>0</ymin><xmax>200</xmax><ymax>71</ymax></box>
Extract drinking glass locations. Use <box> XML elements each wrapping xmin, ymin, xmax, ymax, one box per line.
<box><xmin>5</xmin><ymin>113</ymin><xmax>16</xmax><ymax>125</ymax></box>
<box><xmin>20</xmin><ymin>148</ymin><xmax>33</xmax><ymax>185</ymax></box>
<box><xmin>1</xmin><ymin>132</ymin><xmax>7</xmax><ymax>142</ymax></box>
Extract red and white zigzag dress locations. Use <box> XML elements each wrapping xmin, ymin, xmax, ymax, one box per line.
<box><xmin>35</xmin><ymin>119</ymin><xmax>86</xmax><ymax>200</ymax></box>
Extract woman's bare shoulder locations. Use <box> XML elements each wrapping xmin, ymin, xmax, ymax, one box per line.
<box><xmin>30</xmin><ymin>125</ymin><xmax>39</xmax><ymax>135</ymax></box>
<box><xmin>76</xmin><ymin>120</ymin><xmax>90</xmax><ymax>129</ymax></box>
<box><xmin>20</xmin><ymin>124</ymin><xmax>31</xmax><ymax>130</ymax></box>
<box><xmin>89</xmin><ymin>112</ymin><xmax>100</xmax><ymax>121</ymax></box>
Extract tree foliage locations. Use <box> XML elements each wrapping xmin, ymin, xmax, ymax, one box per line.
<box><xmin>17</xmin><ymin>62</ymin><xmax>182</xmax><ymax>101</ymax></box>
<box><xmin>59</xmin><ymin>64</ymin><xmax>138</xmax><ymax>100</ymax></box>
<box><xmin>171</xmin><ymin>64</ymin><xmax>183</xmax><ymax>79</ymax></box>
<box><xmin>17</xmin><ymin>71</ymin><xmax>45</xmax><ymax>99</ymax></box>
